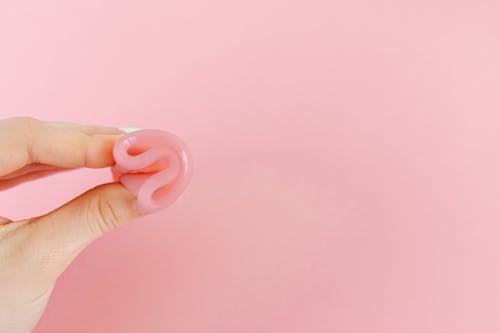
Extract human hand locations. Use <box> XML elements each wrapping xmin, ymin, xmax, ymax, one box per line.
<box><xmin>0</xmin><ymin>117</ymin><xmax>141</xmax><ymax>332</ymax></box>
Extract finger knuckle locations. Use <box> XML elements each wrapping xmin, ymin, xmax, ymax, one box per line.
<box><xmin>92</xmin><ymin>196</ymin><xmax>121</xmax><ymax>236</ymax></box>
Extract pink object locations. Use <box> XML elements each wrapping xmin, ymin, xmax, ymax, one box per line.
<box><xmin>111</xmin><ymin>129</ymin><xmax>193</xmax><ymax>214</ymax></box>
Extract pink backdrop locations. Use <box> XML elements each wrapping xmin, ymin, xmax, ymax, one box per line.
<box><xmin>1</xmin><ymin>0</ymin><xmax>500</xmax><ymax>332</ymax></box>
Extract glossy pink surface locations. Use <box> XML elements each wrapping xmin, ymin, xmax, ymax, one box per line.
<box><xmin>0</xmin><ymin>0</ymin><xmax>500</xmax><ymax>332</ymax></box>
<box><xmin>112</xmin><ymin>129</ymin><xmax>193</xmax><ymax>214</ymax></box>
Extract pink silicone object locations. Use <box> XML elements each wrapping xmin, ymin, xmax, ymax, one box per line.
<box><xmin>112</xmin><ymin>129</ymin><xmax>193</xmax><ymax>215</ymax></box>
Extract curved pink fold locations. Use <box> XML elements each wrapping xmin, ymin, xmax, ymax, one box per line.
<box><xmin>112</xmin><ymin>129</ymin><xmax>193</xmax><ymax>214</ymax></box>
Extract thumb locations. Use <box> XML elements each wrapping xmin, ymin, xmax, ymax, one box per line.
<box><xmin>27</xmin><ymin>182</ymin><xmax>141</xmax><ymax>279</ymax></box>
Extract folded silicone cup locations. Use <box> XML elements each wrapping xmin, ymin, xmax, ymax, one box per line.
<box><xmin>112</xmin><ymin>129</ymin><xmax>193</xmax><ymax>214</ymax></box>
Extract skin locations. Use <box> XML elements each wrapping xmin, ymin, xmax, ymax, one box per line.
<box><xmin>0</xmin><ymin>117</ymin><xmax>142</xmax><ymax>332</ymax></box>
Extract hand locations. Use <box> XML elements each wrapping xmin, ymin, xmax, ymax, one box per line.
<box><xmin>0</xmin><ymin>117</ymin><xmax>141</xmax><ymax>332</ymax></box>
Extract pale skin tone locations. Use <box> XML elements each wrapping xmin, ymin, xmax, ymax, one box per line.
<box><xmin>0</xmin><ymin>117</ymin><xmax>142</xmax><ymax>332</ymax></box>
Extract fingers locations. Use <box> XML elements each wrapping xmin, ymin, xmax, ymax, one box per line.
<box><xmin>45</xmin><ymin>121</ymin><xmax>124</xmax><ymax>135</ymax></box>
<box><xmin>22</xmin><ymin>183</ymin><xmax>141</xmax><ymax>280</ymax></box>
<box><xmin>0</xmin><ymin>117</ymin><xmax>124</xmax><ymax>177</ymax></box>
<box><xmin>0</xmin><ymin>167</ymin><xmax>68</xmax><ymax>191</ymax></box>
<box><xmin>0</xmin><ymin>163</ymin><xmax>60</xmax><ymax>180</ymax></box>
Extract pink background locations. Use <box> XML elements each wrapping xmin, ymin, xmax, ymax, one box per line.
<box><xmin>1</xmin><ymin>0</ymin><xmax>500</xmax><ymax>332</ymax></box>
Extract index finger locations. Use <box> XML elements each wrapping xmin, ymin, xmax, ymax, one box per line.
<box><xmin>0</xmin><ymin>117</ymin><xmax>124</xmax><ymax>177</ymax></box>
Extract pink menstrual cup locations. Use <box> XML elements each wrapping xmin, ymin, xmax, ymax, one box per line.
<box><xmin>112</xmin><ymin>129</ymin><xmax>193</xmax><ymax>214</ymax></box>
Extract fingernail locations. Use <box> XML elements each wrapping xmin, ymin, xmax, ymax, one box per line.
<box><xmin>119</xmin><ymin>127</ymin><xmax>142</xmax><ymax>133</ymax></box>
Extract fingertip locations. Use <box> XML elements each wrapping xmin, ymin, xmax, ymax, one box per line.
<box><xmin>85</xmin><ymin>134</ymin><xmax>124</xmax><ymax>168</ymax></box>
<box><xmin>101</xmin><ymin>182</ymin><xmax>142</xmax><ymax>219</ymax></box>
